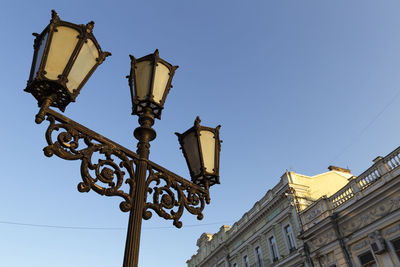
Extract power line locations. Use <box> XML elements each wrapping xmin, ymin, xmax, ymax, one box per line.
<box><xmin>0</xmin><ymin>221</ymin><xmax>123</xmax><ymax>230</ymax></box>
<box><xmin>330</xmin><ymin>88</ymin><xmax>400</xmax><ymax>162</ymax></box>
<box><xmin>0</xmin><ymin>220</ymin><xmax>234</xmax><ymax>231</ymax></box>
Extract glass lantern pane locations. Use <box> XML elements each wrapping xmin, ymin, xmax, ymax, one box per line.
<box><xmin>199</xmin><ymin>130</ymin><xmax>215</xmax><ymax>173</ymax></box>
<box><xmin>66</xmin><ymin>39</ymin><xmax>99</xmax><ymax>93</ymax></box>
<box><xmin>182</xmin><ymin>131</ymin><xmax>201</xmax><ymax>176</ymax></box>
<box><xmin>44</xmin><ymin>26</ymin><xmax>79</xmax><ymax>80</ymax></box>
<box><xmin>33</xmin><ymin>32</ymin><xmax>48</xmax><ymax>78</ymax></box>
<box><xmin>153</xmin><ymin>62</ymin><xmax>170</xmax><ymax>104</ymax></box>
<box><xmin>135</xmin><ymin>60</ymin><xmax>153</xmax><ymax>100</ymax></box>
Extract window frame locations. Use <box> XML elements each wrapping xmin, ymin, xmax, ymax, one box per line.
<box><xmin>254</xmin><ymin>245</ymin><xmax>264</xmax><ymax>267</ymax></box>
<box><xmin>282</xmin><ymin>223</ymin><xmax>297</xmax><ymax>253</ymax></box>
<box><xmin>357</xmin><ymin>250</ymin><xmax>377</xmax><ymax>267</ymax></box>
<box><xmin>242</xmin><ymin>254</ymin><xmax>249</xmax><ymax>267</ymax></box>
<box><xmin>267</xmin><ymin>234</ymin><xmax>279</xmax><ymax>262</ymax></box>
<box><xmin>391</xmin><ymin>237</ymin><xmax>400</xmax><ymax>259</ymax></box>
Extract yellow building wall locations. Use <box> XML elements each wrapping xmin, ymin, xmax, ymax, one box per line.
<box><xmin>288</xmin><ymin>170</ymin><xmax>352</xmax><ymax>200</ymax></box>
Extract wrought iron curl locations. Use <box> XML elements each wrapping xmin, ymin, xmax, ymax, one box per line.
<box><xmin>42</xmin><ymin>113</ymin><xmax>135</xmax><ymax>212</ymax></box>
<box><xmin>38</xmin><ymin>110</ymin><xmax>212</xmax><ymax>222</ymax></box>
<box><xmin>143</xmin><ymin>163</ymin><xmax>210</xmax><ymax>228</ymax></box>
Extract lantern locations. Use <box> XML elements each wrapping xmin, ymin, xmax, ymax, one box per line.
<box><xmin>128</xmin><ymin>50</ymin><xmax>178</xmax><ymax>119</ymax></box>
<box><xmin>176</xmin><ymin>117</ymin><xmax>221</xmax><ymax>188</ymax></box>
<box><xmin>24</xmin><ymin>10</ymin><xmax>110</xmax><ymax>112</ymax></box>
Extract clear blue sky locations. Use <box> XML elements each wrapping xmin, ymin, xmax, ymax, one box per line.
<box><xmin>1</xmin><ymin>1</ymin><xmax>400</xmax><ymax>266</ymax></box>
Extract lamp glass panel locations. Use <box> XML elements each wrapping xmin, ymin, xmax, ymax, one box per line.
<box><xmin>135</xmin><ymin>60</ymin><xmax>153</xmax><ymax>100</ymax></box>
<box><xmin>152</xmin><ymin>62</ymin><xmax>170</xmax><ymax>104</ymax></box>
<box><xmin>199</xmin><ymin>130</ymin><xmax>215</xmax><ymax>173</ymax></box>
<box><xmin>182</xmin><ymin>131</ymin><xmax>201</xmax><ymax>176</ymax></box>
<box><xmin>33</xmin><ymin>32</ymin><xmax>48</xmax><ymax>78</ymax></box>
<box><xmin>45</xmin><ymin>26</ymin><xmax>79</xmax><ymax>80</ymax></box>
<box><xmin>66</xmin><ymin>39</ymin><xmax>99</xmax><ymax>93</ymax></box>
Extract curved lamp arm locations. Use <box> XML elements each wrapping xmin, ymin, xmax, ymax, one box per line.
<box><xmin>41</xmin><ymin>108</ymin><xmax>210</xmax><ymax>227</ymax></box>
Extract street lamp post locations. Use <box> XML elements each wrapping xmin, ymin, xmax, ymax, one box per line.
<box><xmin>25</xmin><ymin>11</ymin><xmax>221</xmax><ymax>267</ymax></box>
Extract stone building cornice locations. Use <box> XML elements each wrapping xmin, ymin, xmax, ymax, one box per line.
<box><xmin>226</xmin><ymin>184</ymin><xmax>289</xmax><ymax>245</ymax></box>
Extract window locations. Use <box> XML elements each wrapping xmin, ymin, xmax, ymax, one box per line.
<box><xmin>284</xmin><ymin>224</ymin><xmax>296</xmax><ymax>252</ymax></box>
<box><xmin>255</xmin><ymin>246</ymin><xmax>264</xmax><ymax>267</ymax></box>
<box><xmin>358</xmin><ymin>251</ymin><xmax>376</xmax><ymax>267</ymax></box>
<box><xmin>243</xmin><ymin>255</ymin><xmax>249</xmax><ymax>267</ymax></box>
<box><xmin>268</xmin><ymin>236</ymin><xmax>279</xmax><ymax>262</ymax></box>
<box><xmin>392</xmin><ymin>238</ymin><xmax>400</xmax><ymax>259</ymax></box>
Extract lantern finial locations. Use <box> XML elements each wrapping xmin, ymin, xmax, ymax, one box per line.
<box><xmin>194</xmin><ymin>116</ymin><xmax>201</xmax><ymax>127</ymax></box>
<box><xmin>50</xmin><ymin>10</ymin><xmax>60</xmax><ymax>23</ymax></box>
<box><xmin>86</xmin><ymin>21</ymin><xmax>95</xmax><ymax>33</ymax></box>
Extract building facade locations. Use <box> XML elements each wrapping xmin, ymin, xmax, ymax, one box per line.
<box><xmin>187</xmin><ymin>167</ymin><xmax>353</xmax><ymax>267</ymax></box>
<box><xmin>300</xmin><ymin>146</ymin><xmax>400</xmax><ymax>267</ymax></box>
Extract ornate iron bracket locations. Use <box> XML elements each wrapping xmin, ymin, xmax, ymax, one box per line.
<box><xmin>41</xmin><ymin>108</ymin><xmax>210</xmax><ymax>227</ymax></box>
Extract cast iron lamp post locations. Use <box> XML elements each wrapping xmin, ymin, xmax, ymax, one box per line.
<box><xmin>25</xmin><ymin>11</ymin><xmax>221</xmax><ymax>267</ymax></box>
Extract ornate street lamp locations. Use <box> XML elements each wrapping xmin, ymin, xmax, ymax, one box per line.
<box><xmin>25</xmin><ymin>11</ymin><xmax>221</xmax><ymax>267</ymax></box>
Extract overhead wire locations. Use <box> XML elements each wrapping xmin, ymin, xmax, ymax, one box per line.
<box><xmin>330</xmin><ymin>88</ymin><xmax>400</xmax><ymax>162</ymax></box>
<box><xmin>0</xmin><ymin>220</ymin><xmax>234</xmax><ymax>231</ymax></box>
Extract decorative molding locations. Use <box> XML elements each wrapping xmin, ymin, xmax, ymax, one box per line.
<box><xmin>341</xmin><ymin>192</ymin><xmax>400</xmax><ymax>236</ymax></box>
<box><xmin>308</xmin><ymin>229</ymin><xmax>336</xmax><ymax>251</ymax></box>
<box><xmin>305</xmin><ymin>207</ymin><xmax>322</xmax><ymax>222</ymax></box>
<box><xmin>383</xmin><ymin>223</ymin><xmax>400</xmax><ymax>239</ymax></box>
<box><xmin>318</xmin><ymin>251</ymin><xmax>335</xmax><ymax>266</ymax></box>
<box><xmin>303</xmin><ymin>200</ymin><xmax>330</xmax><ymax>225</ymax></box>
<box><xmin>351</xmin><ymin>239</ymin><xmax>369</xmax><ymax>251</ymax></box>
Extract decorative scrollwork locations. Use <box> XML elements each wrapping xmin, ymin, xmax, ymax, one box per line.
<box><xmin>39</xmin><ymin>109</ymin><xmax>212</xmax><ymax>225</ymax></box>
<box><xmin>42</xmin><ymin>111</ymin><xmax>136</xmax><ymax>212</ymax></box>
<box><xmin>144</xmin><ymin>162</ymin><xmax>210</xmax><ymax>228</ymax></box>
